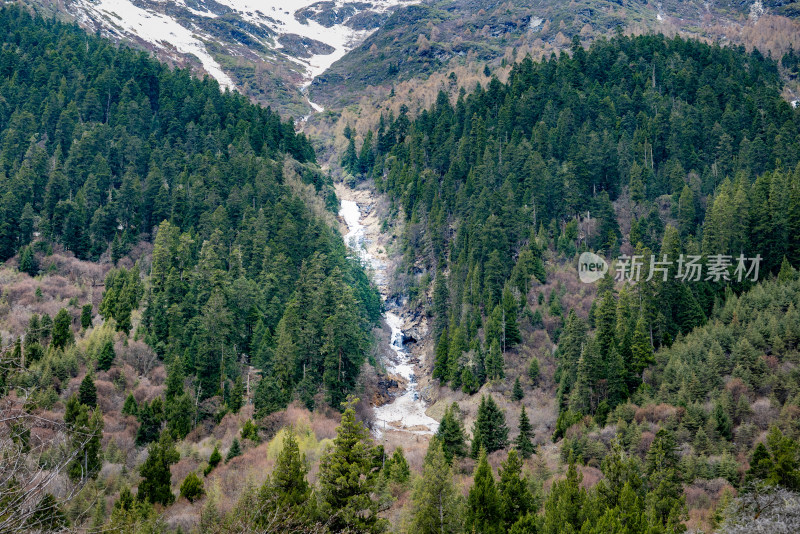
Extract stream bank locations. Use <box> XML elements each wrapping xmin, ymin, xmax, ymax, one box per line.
<box><xmin>336</xmin><ymin>183</ymin><xmax>439</xmax><ymax>437</ymax></box>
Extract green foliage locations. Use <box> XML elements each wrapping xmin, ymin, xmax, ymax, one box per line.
<box><xmin>512</xmin><ymin>377</ymin><xmax>524</xmax><ymax>401</ymax></box>
<box><xmin>96</xmin><ymin>339</ymin><xmax>115</xmax><ymax>371</ymax></box>
<box><xmin>80</xmin><ymin>303</ymin><xmax>93</xmax><ymax>329</ymax></box>
<box><xmin>318</xmin><ymin>398</ymin><xmax>385</xmax><ymax>533</ymax></box>
<box><xmin>121</xmin><ymin>393</ymin><xmax>138</xmax><ymax>416</ymax></box>
<box><xmin>436</xmin><ymin>403</ymin><xmax>468</xmax><ymax>463</ymax></box>
<box><xmin>67</xmin><ymin>406</ymin><xmax>103</xmax><ymax>481</ymax></box>
<box><xmin>466</xmin><ymin>448</ymin><xmax>501</xmax><ymax>534</ymax></box>
<box><xmin>226</xmin><ymin>438</ymin><xmax>242</xmax><ymax>462</ymax></box>
<box><xmin>241</xmin><ymin>419</ymin><xmax>259</xmax><ymax>442</ymax></box>
<box><xmin>515</xmin><ymin>405</ymin><xmax>535</xmax><ymax>459</ymax></box>
<box><xmin>498</xmin><ymin>449</ymin><xmax>535</xmax><ymax>530</ymax></box>
<box><xmin>205</xmin><ymin>446</ymin><xmax>222</xmax><ymax>476</ymax></box>
<box><xmin>99</xmin><ymin>267</ymin><xmax>143</xmax><ymax>335</ymax></box>
<box><xmin>51</xmin><ymin>308</ymin><xmax>73</xmax><ymax>350</ymax></box>
<box><xmin>471</xmin><ymin>395</ymin><xmax>508</xmax><ymax>458</ymax></box>
<box><xmin>384</xmin><ymin>447</ymin><xmax>410</xmax><ymax>484</ymax></box>
<box><xmin>180</xmin><ymin>472</ymin><xmax>205</xmax><ymax>502</ymax></box>
<box><xmin>138</xmin><ymin>432</ymin><xmax>179</xmax><ymax>506</ymax></box>
<box><xmin>78</xmin><ymin>373</ymin><xmax>97</xmax><ymax>408</ymax></box>
<box><xmin>409</xmin><ymin>439</ymin><xmax>462</xmax><ymax>534</ymax></box>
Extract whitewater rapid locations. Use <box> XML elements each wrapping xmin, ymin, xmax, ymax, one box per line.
<box><xmin>339</xmin><ymin>198</ymin><xmax>439</xmax><ymax>436</ymax></box>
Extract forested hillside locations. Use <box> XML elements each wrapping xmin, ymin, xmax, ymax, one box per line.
<box><xmin>4</xmin><ymin>4</ymin><xmax>800</xmax><ymax>533</ymax></box>
<box><xmin>0</xmin><ymin>7</ymin><xmax>381</xmax><ymax>530</ymax></box>
<box><xmin>348</xmin><ymin>34</ymin><xmax>800</xmax><ymax>393</ymax></box>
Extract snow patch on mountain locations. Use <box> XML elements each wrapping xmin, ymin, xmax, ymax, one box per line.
<box><xmin>68</xmin><ymin>0</ymin><xmax>417</xmax><ymax>91</ymax></box>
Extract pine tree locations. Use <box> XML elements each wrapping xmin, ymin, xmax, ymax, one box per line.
<box><xmin>52</xmin><ymin>308</ymin><xmax>73</xmax><ymax>349</ymax></box>
<box><xmin>80</xmin><ymin>303</ymin><xmax>93</xmax><ymax>329</ymax></box>
<box><xmin>498</xmin><ymin>449</ymin><xmax>534</xmax><ymax>529</ymax></box>
<box><xmin>67</xmin><ymin>407</ymin><xmax>103</xmax><ymax>481</ymax></box>
<box><xmin>96</xmin><ymin>339</ymin><xmax>115</xmax><ymax>371</ymax></box>
<box><xmin>121</xmin><ymin>393</ymin><xmax>138</xmax><ymax>416</ymax></box>
<box><xmin>436</xmin><ymin>403</ymin><xmax>467</xmax><ymax>463</ymax></box>
<box><xmin>471</xmin><ymin>395</ymin><xmax>509</xmax><ymax>457</ymax></box>
<box><xmin>385</xmin><ymin>447</ymin><xmax>410</xmax><ymax>484</ymax></box>
<box><xmin>229</xmin><ymin>375</ymin><xmax>244</xmax><ymax>413</ymax></box>
<box><xmin>79</xmin><ymin>373</ymin><xmax>97</xmax><ymax>408</ymax></box>
<box><xmin>645</xmin><ymin>429</ymin><xmax>685</xmax><ymax>529</ymax></box>
<box><xmin>528</xmin><ymin>357</ymin><xmax>540</xmax><ymax>384</ymax></box>
<box><xmin>541</xmin><ymin>460</ymin><xmax>587</xmax><ymax>534</ymax></box>
<box><xmin>180</xmin><ymin>472</ymin><xmax>205</xmax><ymax>502</ymax></box>
<box><xmin>512</xmin><ymin>377</ymin><xmax>524</xmax><ymax>401</ymax></box>
<box><xmin>138</xmin><ymin>432</ymin><xmax>179</xmax><ymax>506</ymax></box>
<box><xmin>205</xmin><ymin>446</ymin><xmax>222</xmax><ymax>476</ymax></box>
<box><xmin>486</xmin><ymin>339</ymin><xmax>505</xmax><ymax>381</ymax></box>
<box><xmin>164</xmin><ymin>361</ymin><xmax>184</xmax><ymax>402</ymax></box>
<box><xmin>409</xmin><ymin>439</ymin><xmax>462</xmax><ymax>534</ymax></box>
<box><xmin>264</xmin><ymin>427</ymin><xmax>311</xmax><ymax>511</ymax></box>
<box><xmin>318</xmin><ymin>398</ymin><xmax>385</xmax><ymax>533</ymax></box>
<box><xmin>226</xmin><ymin>438</ymin><xmax>242</xmax><ymax>462</ymax></box>
<box><xmin>466</xmin><ymin>448</ymin><xmax>501</xmax><ymax>534</ymax></box>
<box><xmin>515</xmin><ymin>406</ymin><xmax>535</xmax><ymax>459</ymax></box>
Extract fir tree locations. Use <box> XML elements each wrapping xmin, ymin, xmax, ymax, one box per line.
<box><xmin>471</xmin><ymin>395</ymin><xmax>509</xmax><ymax>457</ymax></box>
<box><xmin>205</xmin><ymin>446</ymin><xmax>222</xmax><ymax>476</ymax></box>
<box><xmin>180</xmin><ymin>472</ymin><xmax>204</xmax><ymax>502</ymax></box>
<box><xmin>51</xmin><ymin>308</ymin><xmax>73</xmax><ymax>349</ymax></box>
<box><xmin>512</xmin><ymin>377</ymin><xmax>524</xmax><ymax>401</ymax></box>
<box><xmin>67</xmin><ymin>406</ymin><xmax>103</xmax><ymax>481</ymax></box>
<box><xmin>486</xmin><ymin>339</ymin><xmax>505</xmax><ymax>381</ymax></box>
<box><xmin>226</xmin><ymin>438</ymin><xmax>242</xmax><ymax>462</ymax></box>
<box><xmin>121</xmin><ymin>393</ymin><xmax>138</xmax><ymax>416</ymax></box>
<box><xmin>138</xmin><ymin>432</ymin><xmax>179</xmax><ymax>506</ymax></box>
<box><xmin>229</xmin><ymin>375</ymin><xmax>244</xmax><ymax>413</ymax></box>
<box><xmin>498</xmin><ymin>449</ymin><xmax>534</xmax><ymax>529</ymax></box>
<box><xmin>318</xmin><ymin>398</ymin><xmax>385</xmax><ymax>533</ymax></box>
<box><xmin>528</xmin><ymin>357</ymin><xmax>540</xmax><ymax>384</ymax></box>
<box><xmin>78</xmin><ymin>373</ymin><xmax>97</xmax><ymax>408</ymax></box>
<box><xmin>436</xmin><ymin>403</ymin><xmax>468</xmax><ymax>463</ymax></box>
<box><xmin>80</xmin><ymin>303</ymin><xmax>93</xmax><ymax>329</ymax></box>
<box><xmin>385</xmin><ymin>447</ymin><xmax>410</xmax><ymax>484</ymax></box>
<box><xmin>466</xmin><ymin>448</ymin><xmax>501</xmax><ymax>534</ymax></box>
<box><xmin>515</xmin><ymin>406</ymin><xmax>535</xmax><ymax>459</ymax></box>
<box><xmin>409</xmin><ymin>439</ymin><xmax>462</xmax><ymax>534</ymax></box>
<box><xmin>263</xmin><ymin>427</ymin><xmax>311</xmax><ymax>512</ymax></box>
<box><xmin>96</xmin><ymin>339</ymin><xmax>115</xmax><ymax>371</ymax></box>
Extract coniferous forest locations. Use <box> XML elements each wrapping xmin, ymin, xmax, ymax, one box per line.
<box><xmin>2</xmin><ymin>3</ymin><xmax>800</xmax><ymax>533</ymax></box>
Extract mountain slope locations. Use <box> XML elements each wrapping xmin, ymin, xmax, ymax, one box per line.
<box><xmin>22</xmin><ymin>0</ymin><xmax>418</xmax><ymax>116</ymax></box>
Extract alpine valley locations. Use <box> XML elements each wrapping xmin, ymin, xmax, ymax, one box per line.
<box><xmin>2</xmin><ymin>1</ymin><xmax>800</xmax><ymax>533</ymax></box>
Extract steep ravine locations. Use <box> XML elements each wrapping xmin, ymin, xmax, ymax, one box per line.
<box><xmin>336</xmin><ymin>184</ymin><xmax>439</xmax><ymax>436</ymax></box>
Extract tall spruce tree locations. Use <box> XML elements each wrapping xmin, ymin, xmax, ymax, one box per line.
<box><xmin>466</xmin><ymin>448</ymin><xmax>501</xmax><ymax>534</ymax></box>
<box><xmin>515</xmin><ymin>406</ymin><xmax>535</xmax><ymax>459</ymax></box>
<box><xmin>318</xmin><ymin>399</ymin><xmax>385</xmax><ymax>533</ymax></box>
<box><xmin>409</xmin><ymin>438</ymin><xmax>462</xmax><ymax>534</ymax></box>
<box><xmin>471</xmin><ymin>395</ymin><xmax>509</xmax><ymax>457</ymax></box>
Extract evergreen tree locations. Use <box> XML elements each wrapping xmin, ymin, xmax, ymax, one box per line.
<box><xmin>318</xmin><ymin>399</ymin><xmax>385</xmax><ymax>533</ymax></box>
<box><xmin>498</xmin><ymin>449</ymin><xmax>534</xmax><ymax>529</ymax></box>
<box><xmin>205</xmin><ymin>446</ymin><xmax>222</xmax><ymax>476</ymax></box>
<box><xmin>67</xmin><ymin>406</ymin><xmax>103</xmax><ymax>481</ymax></box>
<box><xmin>528</xmin><ymin>357</ymin><xmax>540</xmax><ymax>384</ymax></box>
<box><xmin>466</xmin><ymin>448</ymin><xmax>501</xmax><ymax>534</ymax></box>
<box><xmin>51</xmin><ymin>308</ymin><xmax>73</xmax><ymax>349</ymax></box>
<box><xmin>385</xmin><ymin>447</ymin><xmax>411</xmax><ymax>484</ymax></box>
<box><xmin>471</xmin><ymin>395</ymin><xmax>509</xmax><ymax>457</ymax></box>
<box><xmin>264</xmin><ymin>427</ymin><xmax>311</xmax><ymax>511</ymax></box>
<box><xmin>80</xmin><ymin>303</ymin><xmax>93</xmax><ymax>329</ymax></box>
<box><xmin>180</xmin><ymin>472</ymin><xmax>204</xmax><ymax>502</ymax></box>
<box><xmin>541</xmin><ymin>460</ymin><xmax>587</xmax><ymax>534</ymax></box>
<box><xmin>515</xmin><ymin>406</ymin><xmax>535</xmax><ymax>459</ymax></box>
<box><xmin>436</xmin><ymin>403</ymin><xmax>468</xmax><ymax>463</ymax></box>
<box><xmin>96</xmin><ymin>339</ymin><xmax>115</xmax><ymax>371</ymax></box>
<box><xmin>121</xmin><ymin>393</ymin><xmax>138</xmax><ymax>416</ymax></box>
<box><xmin>409</xmin><ymin>439</ymin><xmax>462</xmax><ymax>534</ymax></box>
<box><xmin>138</xmin><ymin>432</ymin><xmax>179</xmax><ymax>506</ymax></box>
<box><xmin>229</xmin><ymin>376</ymin><xmax>245</xmax><ymax>413</ymax></box>
<box><xmin>486</xmin><ymin>339</ymin><xmax>505</xmax><ymax>381</ymax></box>
<box><xmin>512</xmin><ymin>377</ymin><xmax>524</xmax><ymax>401</ymax></box>
<box><xmin>645</xmin><ymin>429</ymin><xmax>685</xmax><ymax>529</ymax></box>
<box><xmin>226</xmin><ymin>438</ymin><xmax>242</xmax><ymax>462</ymax></box>
<box><xmin>78</xmin><ymin>373</ymin><xmax>97</xmax><ymax>408</ymax></box>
